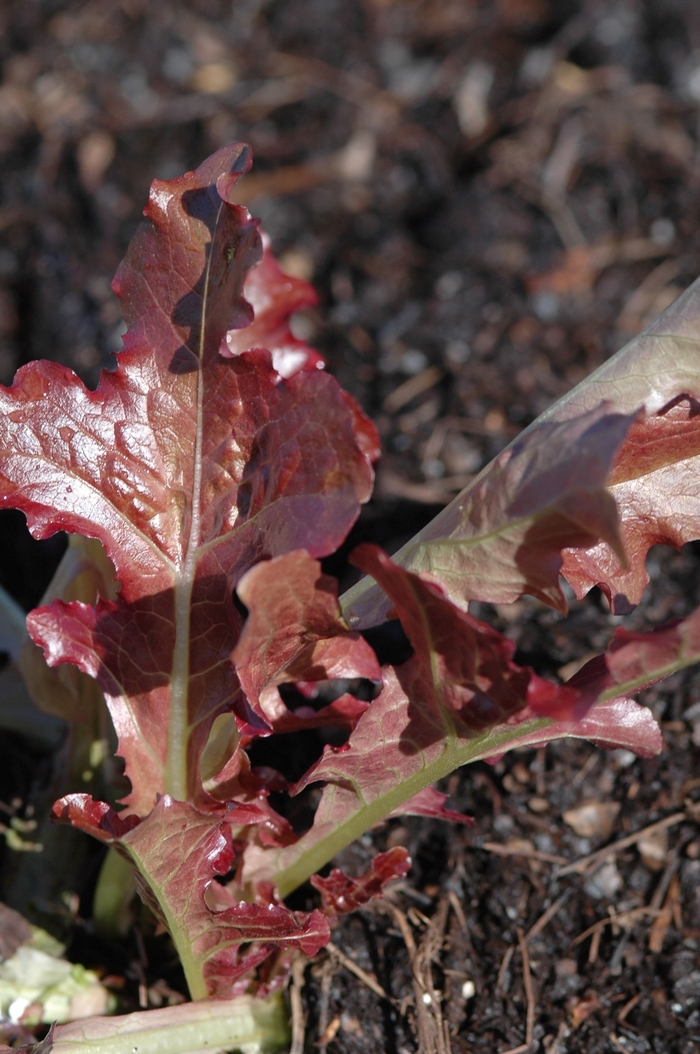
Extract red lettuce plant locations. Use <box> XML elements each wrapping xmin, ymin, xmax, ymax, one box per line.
<box><xmin>2</xmin><ymin>143</ymin><xmax>700</xmax><ymax>1043</ymax></box>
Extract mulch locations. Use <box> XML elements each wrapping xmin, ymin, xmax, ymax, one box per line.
<box><xmin>1</xmin><ymin>1</ymin><xmax>700</xmax><ymax>1051</ymax></box>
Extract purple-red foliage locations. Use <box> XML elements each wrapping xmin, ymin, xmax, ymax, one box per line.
<box><xmin>0</xmin><ymin>143</ymin><xmax>696</xmax><ymax>1000</ymax></box>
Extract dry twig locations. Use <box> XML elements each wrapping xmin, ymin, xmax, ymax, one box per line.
<box><xmin>383</xmin><ymin>366</ymin><xmax>443</xmax><ymax>413</ymax></box>
<box><xmin>447</xmin><ymin>889</ymin><xmax>467</xmax><ymax>931</ymax></box>
<box><xmin>573</xmin><ymin>906</ymin><xmax>662</xmax><ymax>946</ymax></box>
<box><xmin>326</xmin><ymin>940</ymin><xmax>388</xmax><ymax>1001</ymax></box>
<box><xmin>289</xmin><ymin>956</ymin><xmax>306</xmax><ymax>1054</ymax></box>
<box><xmin>555</xmin><ymin>812</ymin><xmax>687</xmax><ymax>876</ymax></box>
<box><xmin>617</xmin><ymin>993</ymin><xmax>642</xmax><ymax>1023</ymax></box>
<box><xmin>481</xmin><ymin>841</ymin><xmax>567</xmax><ymax>865</ymax></box>
<box><xmin>383</xmin><ymin>899</ymin><xmax>453</xmax><ymax>1054</ymax></box>
<box><xmin>496</xmin><ymin>945</ymin><xmax>514</xmax><ymax>992</ymax></box>
<box><xmin>519</xmin><ymin>928</ymin><xmax>535</xmax><ymax>1047</ymax></box>
<box><xmin>499</xmin><ymin>931</ymin><xmax>538</xmax><ymax>1054</ymax></box>
<box><xmin>315</xmin><ymin>955</ymin><xmax>336</xmax><ymax>1052</ymax></box>
<box><xmin>649</xmin><ymin>874</ymin><xmax>681</xmax><ymax>953</ymax></box>
<box><xmin>524</xmin><ymin>891</ymin><xmax>570</xmax><ymax>943</ymax></box>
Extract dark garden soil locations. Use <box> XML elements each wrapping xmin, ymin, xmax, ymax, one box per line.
<box><xmin>1</xmin><ymin>1</ymin><xmax>700</xmax><ymax>1051</ymax></box>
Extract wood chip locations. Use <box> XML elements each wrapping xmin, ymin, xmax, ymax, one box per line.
<box><xmin>569</xmin><ymin>992</ymin><xmax>602</xmax><ymax>1028</ymax></box>
<box><xmin>563</xmin><ymin>800</ymin><xmax>621</xmax><ymax>840</ymax></box>
<box><xmin>638</xmin><ymin>827</ymin><xmax>668</xmax><ymax>872</ymax></box>
<box><xmin>317</xmin><ymin>1015</ymin><xmax>341</xmax><ymax>1046</ymax></box>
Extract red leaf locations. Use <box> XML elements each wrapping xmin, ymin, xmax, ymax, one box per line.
<box><xmin>52</xmin><ymin>793</ymin><xmax>141</xmax><ymax>839</ymax></box>
<box><xmin>233</xmin><ymin>549</ymin><xmax>380</xmax><ymax>731</ymax></box>
<box><xmin>252</xmin><ymin>648</ymin><xmax>660</xmax><ymax>898</ymax></box>
<box><xmin>535</xmin><ymin>289</ymin><xmax>700</xmax><ymax>613</ymax></box>
<box><xmin>225</xmin><ymin>798</ymin><xmax>297</xmax><ymax>848</ymax></box>
<box><xmin>593</xmin><ymin>605</ymin><xmax>700</xmax><ymax>701</ymax></box>
<box><xmin>345</xmin><ymin>283</ymin><xmax>700</xmax><ymax>628</ymax></box>
<box><xmin>343</xmin><ymin>405</ymin><xmax>632</xmax><ymax>628</ymax></box>
<box><xmin>350</xmin><ymin>544</ymin><xmax>561</xmax><ymax>728</ymax></box>
<box><xmin>249</xmin><ymin>549</ymin><xmax>659</xmax><ymax>897</ymax></box>
<box><xmin>247</xmin><ymin>692</ymin><xmax>369</xmax><ymax>735</ymax></box>
<box><xmin>563</xmin><ymin>399</ymin><xmax>700</xmax><ymax>611</ymax></box>
<box><xmin>388</xmin><ymin>787</ymin><xmax>473</xmax><ymax>824</ymax></box>
<box><xmin>490</xmin><ymin>696</ymin><xmax>663</xmax><ymax>759</ymax></box>
<box><xmin>1</xmin><ymin>144</ymin><xmax>375</xmax><ymax>814</ymax></box>
<box><xmin>223</xmin><ymin>232</ymin><xmax>323</xmax><ymax>377</ymax></box>
<box><xmin>530</xmin><ymin>604</ymin><xmax>700</xmax><ymax>727</ymax></box>
<box><xmin>310</xmin><ymin>847</ymin><xmax>411</xmax><ymax>914</ymax></box>
<box><xmin>53</xmin><ymin>793</ymin><xmax>329</xmax><ymax>996</ymax></box>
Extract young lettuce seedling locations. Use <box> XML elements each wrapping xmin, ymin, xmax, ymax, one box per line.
<box><xmin>1</xmin><ymin>143</ymin><xmax>700</xmax><ymax>1053</ymax></box>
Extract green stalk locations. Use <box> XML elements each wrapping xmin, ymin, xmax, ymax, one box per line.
<box><xmin>0</xmin><ymin>581</ymin><xmax>28</xmax><ymax>659</ymax></box>
<box><xmin>50</xmin><ymin>992</ymin><xmax>289</xmax><ymax>1054</ymax></box>
<box><xmin>92</xmin><ymin>850</ymin><xmax>137</xmax><ymax>939</ymax></box>
<box><xmin>273</xmin><ymin>715</ymin><xmax>551</xmax><ymax>899</ymax></box>
<box><xmin>114</xmin><ymin>842</ymin><xmax>206</xmax><ymax>1001</ymax></box>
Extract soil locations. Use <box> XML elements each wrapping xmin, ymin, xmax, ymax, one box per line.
<box><xmin>1</xmin><ymin>1</ymin><xmax>700</xmax><ymax>1052</ymax></box>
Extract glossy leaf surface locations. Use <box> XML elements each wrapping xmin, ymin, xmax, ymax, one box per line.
<box><xmin>5</xmin><ymin>145</ymin><xmax>375</xmax><ymax>814</ymax></box>
<box><xmin>247</xmin><ymin>548</ymin><xmax>660</xmax><ymax>897</ymax></box>
<box><xmin>310</xmin><ymin>847</ymin><xmax>411</xmax><ymax>914</ymax></box>
<box><xmin>233</xmin><ymin>549</ymin><xmax>380</xmax><ymax>731</ymax></box>
<box><xmin>223</xmin><ymin>231</ymin><xmax>323</xmax><ymax>378</ymax></box>
<box><xmin>8</xmin><ymin>142</ymin><xmax>698</xmax><ymax>1013</ymax></box>
<box><xmin>343</xmin><ymin>282</ymin><xmax>700</xmax><ymax>627</ymax></box>
<box><xmin>343</xmin><ymin>406</ymin><xmax>632</xmax><ymax>629</ymax></box>
<box><xmin>53</xmin><ymin>794</ymin><xmax>329</xmax><ymax>999</ymax></box>
<box><xmin>562</xmin><ymin>399</ymin><xmax>700</xmax><ymax>611</ymax></box>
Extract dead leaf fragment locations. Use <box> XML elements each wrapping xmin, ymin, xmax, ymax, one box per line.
<box><xmin>191</xmin><ymin>62</ymin><xmax>237</xmax><ymax>94</ymax></box>
<box><xmin>340</xmin><ymin>1014</ymin><xmax>363</xmax><ymax>1036</ymax></box>
<box><xmin>454</xmin><ymin>61</ymin><xmax>494</xmax><ymax>137</ymax></box>
<box><xmin>0</xmin><ymin>903</ymin><xmax>32</xmax><ymax>961</ymax></box>
<box><xmin>563</xmin><ymin>801</ymin><xmax>621</xmax><ymax>840</ymax></box>
<box><xmin>568</xmin><ymin>992</ymin><xmax>601</xmax><ymax>1029</ymax></box>
<box><xmin>76</xmin><ymin>131</ymin><xmax>116</xmax><ymax>190</ymax></box>
<box><xmin>637</xmin><ymin>827</ymin><xmax>668</xmax><ymax>872</ymax></box>
<box><xmin>583</xmin><ymin>859</ymin><xmax>623</xmax><ymax>900</ymax></box>
<box><xmin>318</xmin><ymin>1014</ymin><xmax>341</xmax><ymax>1045</ymax></box>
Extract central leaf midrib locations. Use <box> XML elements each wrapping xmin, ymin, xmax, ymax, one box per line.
<box><xmin>166</xmin><ymin>201</ymin><xmax>224</xmax><ymax>801</ymax></box>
